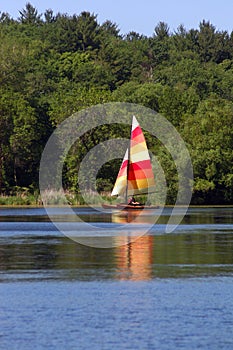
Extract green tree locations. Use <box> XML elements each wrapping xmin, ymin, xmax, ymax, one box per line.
<box><xmin>154</xmin><ymin>21</ymin><xmax>170</xmax><ymax>39</ymax></box>
<box><xmin>0</xmin><ymin>90</ymin><xmax>14</xmax><ymax>191</ymax></box>
<box><xmin>100</xmin><ymin>20</ymin><xmax>120</xmax><ymax>38</ymax></box>
<box><xmin>198</xmin><ymin>20</ymin><xmax>230</xmax><ymax>63</ymax></box>
<box><xmin>182</xmin><ymin>95</ymin><xmax>233</xmax><ymax>203</ymax></box>
<box><xmin>48</xmin><ymin>11</ymin><xmax>100</xmax><ymax>53</ymax></box>
<box><xmin>18</xmin><ymin>2</ymin><xmax>42</xmax><ymax>24</ymax></box>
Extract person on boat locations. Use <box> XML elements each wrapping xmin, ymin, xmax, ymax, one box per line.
<box><xmin>128</xmin><ymin>196</ymin><xmax>140</xmax><ymax>206</ymax></box>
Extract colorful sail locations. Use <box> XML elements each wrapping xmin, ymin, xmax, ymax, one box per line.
<box><xmin>111</xmin><ymin>149</ymin><xmax>128</xmax><ymax>196</ymax></box>
<box><xmin>111</xmin><ymin>116</ymin><xmax>155</xmax><ymax>197</ymax></box>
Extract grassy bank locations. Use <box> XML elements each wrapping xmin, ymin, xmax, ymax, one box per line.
<box><xmin>0</xmin><ymin>189</ymin><xmax>232</xmax><ymax>207</ymax></box>
<box><xmin>0</xmin><ymin>190</ymin><xmax>113</xmax><ymax>206</ymax></box>
<box><xmin>1</xmin><ymin>195</ymin><xmax>233</xmax><ymax>208</ymax></box>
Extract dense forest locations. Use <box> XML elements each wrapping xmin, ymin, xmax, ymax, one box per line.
<box><xmin>0</xmin><ymin>2</ymin><xmax>233</xmax><ymax>205</ymax></box>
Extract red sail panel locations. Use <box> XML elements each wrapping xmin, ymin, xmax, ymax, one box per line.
<box><xmin>130</xmin><ymin>160</ymin><xmax>153</xmax><ymax>171</ymax></box>
<box><xmin>131</xmin><ymin>125</ymin><xmax>142</xmax><ymax>139</ymax></box>
<box><xmin>132</xmin><ymin>133</ymin><xmax>146</xmax><ymax>144</ymax></box>
<box><xmin>128</xmin><ymin>168</ymin><xmax>154</xmax><ymax>181</ymax></box>
<box><xmin>117</xmin><ymin>159</ymin><xmax>128</xmax><ymax>177</ymax></box>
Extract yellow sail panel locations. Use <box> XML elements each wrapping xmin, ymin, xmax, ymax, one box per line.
<box><xmin>111</xmin><ymin>150</ymin><xmax>128</xmax><ymax>196</ymax></box>
<box><xmin>130</xmin><ymin>143</ymin><xmax>147</xmax><ymax>155</ymax></box>
<box><xmin>130</xmin><ymin>150</ymin><xmax>150</xmax><ymax>163</ymax></box>
<box><xmin>111</xmin><ymin>175</ymin><xmax>127</xmax><ymax>196</ymax></box>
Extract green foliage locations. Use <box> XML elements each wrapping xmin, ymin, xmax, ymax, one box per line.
<box><xmin>182</xmin><ymin>95</ymin><xmax>233</xmax><ymax>203</ymax></box>
<box><xmin>18</xmin><ymin>2</ymin><xmax>42</xmax><ymax>25</ymax></box>
<box><xmin>0</xmin><ymin>6</ymin><xmax>233</xmax><ymax>204</ymax></box>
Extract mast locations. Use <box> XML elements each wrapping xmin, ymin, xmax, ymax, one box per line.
<box><xmin>125</xmin><ymin>116</ymin><xmax>134</xmax><ymax>203</ymax></box>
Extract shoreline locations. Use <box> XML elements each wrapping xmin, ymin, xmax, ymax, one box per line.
<box><xmin>0</xmin><ymin>204</ymin><xmax>233</xmax><ymax>209</ymax></box>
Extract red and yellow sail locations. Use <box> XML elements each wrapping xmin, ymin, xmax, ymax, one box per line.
<box><xmin>111</xmin><ymin>116</ymin><xmax>155</xmax><ymax>197</ymax></box>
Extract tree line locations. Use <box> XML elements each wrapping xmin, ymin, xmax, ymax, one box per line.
<box><xmin>0</xmin><ymin>2</ymin><xmax>233</xmax><ymax>204</ymax></box>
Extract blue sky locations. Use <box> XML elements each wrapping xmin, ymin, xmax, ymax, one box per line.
<box><xmin>1</xmin><ymin>0</ymin><xmax>233</xmax><ymax>36</ymax></box>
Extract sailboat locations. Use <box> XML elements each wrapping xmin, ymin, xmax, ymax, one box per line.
<box><xmin>102</xmin><ymin>116</ymin><xmax>158</xmax><ymax>210</ymax></box>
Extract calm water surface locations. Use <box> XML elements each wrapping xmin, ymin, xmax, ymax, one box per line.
<box><xmin>0</xmin><ymin>207</ymin><xmax>233</xmax><ymax>350</ymax></box>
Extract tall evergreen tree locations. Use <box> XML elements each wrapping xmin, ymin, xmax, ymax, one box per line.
<box><xmin>18</xmin><ymin>2</ymin><xmax>42</xmax><ymax>24</ymax></box>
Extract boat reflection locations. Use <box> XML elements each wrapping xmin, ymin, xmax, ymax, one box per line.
<box><xmin>112</xmin><ymin>209</ymin><xmax>158</xmax><ymax>224</ymax></box>
<box><xmin>113</xmin><ymin>214</ymin><xmax>153</xmax><ymax>281</ymax></box>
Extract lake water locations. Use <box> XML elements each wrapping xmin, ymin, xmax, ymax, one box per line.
<box><xmin>0</xmin><ymin>206</ymin><xmax>233</xmax><ymax>349</ymax></box>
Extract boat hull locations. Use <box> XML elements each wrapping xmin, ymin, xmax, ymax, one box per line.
<box><xmin>102</xmin><ymin>203</ymin><xmax>159</xmax><ymax>210</ymax></box>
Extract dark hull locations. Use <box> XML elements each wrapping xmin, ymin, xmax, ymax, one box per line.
<box><xmin>102</xmin><ymin>203</ymin><xmax>159</xmax><ymax>210</ymax></box>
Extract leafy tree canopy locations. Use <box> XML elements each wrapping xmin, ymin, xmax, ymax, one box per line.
<box><xmin>0</xmin><ymin>3</ymin><xmax>233</xmax><ymax>204</ymax></box>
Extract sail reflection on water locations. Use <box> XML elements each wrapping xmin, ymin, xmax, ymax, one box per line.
<box><xmin>112</xmin><ymin>213</ymin><xmax>153</xmax><ymax>281</ymax></box>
